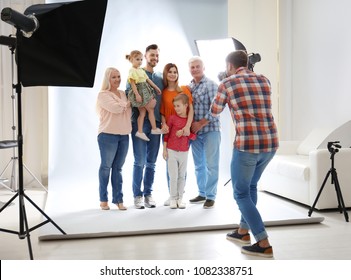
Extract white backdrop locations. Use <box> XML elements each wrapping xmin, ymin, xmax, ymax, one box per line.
<box><xmin>47</xmin><ymin>0</ymin><xmax>233</xmax><ymax>202</ymax></box>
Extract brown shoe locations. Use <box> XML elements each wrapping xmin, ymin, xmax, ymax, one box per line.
<box><xmin>116</xmin><ymin>203</ymin><xmax>127</xmax><ymax>210</ymax></box>
<box><xmin>203</xmin><ymin>199</ymin><xmax>215</xmax><ymax>209</ymax></box>
<box><xmin>100</xmin><ymin>202</ymin><xmax>110</xmax><ymax>210</ymax></box>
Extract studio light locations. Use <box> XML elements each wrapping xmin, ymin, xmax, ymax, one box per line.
<box><xmin>0</xmin><ymin>0</ymin><xmax>108</xmax><ymax>259</ymax></box>
<box><xmin>195</xmin><ymin>37</ymin><xmax>246</xmax><ymax>82</ymax></box>
<box><xmin>195</xmin><ymin>37</ymin><xmax>261</xmax><ymax>81</ymax></box>
<box><xmin>1</xmin><ymin>7</ymin><xmax>39</xmax><ymax>38</ymax></box>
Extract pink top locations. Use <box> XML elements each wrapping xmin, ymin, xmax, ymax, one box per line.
<box><xmin>97</xmin><ymin>90</ymin><xmax>132</xmax><ymax>135</ymax></box>
<box><xmin>164</xmin><ymin>114</ymin><xmax>193</xmax><ymax>152</ymax></box>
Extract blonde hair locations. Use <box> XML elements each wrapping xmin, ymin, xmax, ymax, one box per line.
<box><xmin>97</xmin><ymin>67</ymin><xmax>119</xmax><ymax>114</ymax></box>
<box><xmin>126</xmin><ymin>50</ymin><xmax>143</xmax><ymax>62</ymax></box>
<box><xmin>100</xmin><ymin>67</ymin><xmax>119</xmax><ymax>91</ymax></box>
<box><xmin>173</xmin><ymin>93</ymin><xmax>189</xmax><ymax>105</ymax></box>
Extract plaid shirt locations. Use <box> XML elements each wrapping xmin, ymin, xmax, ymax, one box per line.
<box><xmin>189</xmin><ymin>75</ymin><xmax>220</xmax><ymax>135</ymax></box>
<box><xmin>211</xmin><ymin>67</ymin><xmax>279</xmax><ymax>153</ymax></box>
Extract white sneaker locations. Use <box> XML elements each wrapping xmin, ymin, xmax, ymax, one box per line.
<box><xmin>177</xmin><ymin>199</ymin><xmax>186</xmax><ymax>209</ymax></box>
<box><xmin>134</xmin><ymin>196</ymin><xmax>145</xmax><ymax>209</ymax></box>
<box><xmin>151</xmin><ymin>128</ymin><xmax>163</xmax><ymax>134</ymax></box>
<box><xmin>170</xmin><ymin>199</ymin><xmax>177</xmax><ymax>209</ymax></box>
<box><xmin>136</xmin><ymin>132</ymin><xmax>150</xmax><ymax>141</ymax></box>
<box><xmin>164</xmin><ymin>197</ymin><xmax>170</xmax><ymax>206</ymax></box>
<box><xmin>144</xmin><ymin>195</ymin><xmax>156</xmax><ymax>208</ymax></box>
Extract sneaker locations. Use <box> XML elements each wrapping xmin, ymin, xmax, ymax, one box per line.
<box><xmin>134</xmin><ymin>196</ymin><xmax>145</xmax><ymax>209</ymax></box>
<box><xmin>226</xmin><ymin>229</ymin><xmax>251</xmax><ymax>244</ymax></box>
<box><xmin>164</xmin><ymin>197</ymin><xmax>171</xmax><ymax>206</ymax></box>
<box><xmin>241</xmin><ymin>242</ymin><xmax>273</xmax><ymax>258</ymax></box>
<box><xmin>136</xmin><ymin>132</ymin><xmax>150</xmax><ymax>141</ymax></box>
<box><xmin>151</xmin><ymin>128</ymin><xmax>164</xmax><ymax>134</ymax></box>
<box><xmin>189</xmin><ymin>195</ymin><xmax>206</xmax><ymax>204</ymax></box>
<box><xmin>144</xmin><ymin>195</ymin><xmax>156</xmax><ymax>208</ymax></box>
<box><xmin>170</xmin><ymin>199</ymin><xmax>177</xmax><ymax>209</ymax></box>
<box><xmin>203</xmin><ymin>199</ymin><xmax>215</xmax><ymax>209</ymax></box>
<box><xmin>177</xmin><ymin>199</ymin><xmax>186</xmax><ymax>209</ymax></box>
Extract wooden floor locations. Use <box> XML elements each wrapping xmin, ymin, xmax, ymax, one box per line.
<box><xmin>1</xmin><ymin>188</ymin><xmax>351</xmax><ymax>260</ymax></box>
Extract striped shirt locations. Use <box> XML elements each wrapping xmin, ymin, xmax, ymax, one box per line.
<box><xmin>189</xmin><ymin>75</ymin><xmax>220</xmax><ymax>134</ymax></box>
<box><xmin>211</xmin><ymin>67</ymin><xmax>279</xmax><ymax>153</ymax></box>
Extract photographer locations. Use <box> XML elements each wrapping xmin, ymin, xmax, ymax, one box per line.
<box><xmin>211</xmin><ymin>50</ymin><xmax>279</xmax><ymax>257</ymax></box>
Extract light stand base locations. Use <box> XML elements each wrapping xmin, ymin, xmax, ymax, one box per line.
<box><xmin>0</xmin><ymin>189</ymin><xmax>66</xmax><ymax>259</ymax></box>
<box><xmin>0</xmin><ymin>156</ymin><xmax>48</xmax><ymax>192</ymax></box>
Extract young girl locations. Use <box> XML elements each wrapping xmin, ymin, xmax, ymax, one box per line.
<box><xmin>126</xmin><ymin>50</ymin><xmax>163</xmax><ymax>141</ymax></box>
<box><xmin>163</xmin><ymin>94</ymin><xmax>196</xmax><ymax>209</ymax></box>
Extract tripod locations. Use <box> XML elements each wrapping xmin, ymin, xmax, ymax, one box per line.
<box><xmin>308</xmin><ymin>141</ymin><xmax>349</xmax><ymax>222</ymax></box>
<box><xmin>0</xmin><ymin>42</ymin><xmax>47</xmax><ymax>192</ymax></box>
<box><xmin>0</xmin><ymin>31</ymin><xmax>66</xmax><ymax>260</ymax></box>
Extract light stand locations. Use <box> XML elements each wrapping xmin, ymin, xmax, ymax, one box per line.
<box><xmin>0</xmin><ymin>38</ymin><xmax>47</xmax><ymax>192</ymax></box>
<box><xmin>0</xmin><ymin>29</ymin><xmax>66</xmax><ymax>260</ymax></box>
<box><xmin>0</xmin><ymin>0</ymin><xmax>107</xmax><ymax>259</ymax></box>
<box><xmin>308</xmin><ymin>141</ymin><xmax>349</xmax><ymax>222</ymax></box>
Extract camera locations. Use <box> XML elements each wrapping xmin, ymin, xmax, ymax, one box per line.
<box><xmin>327</xmin><ymin>141</ymin><xmax>341</xmax><ymax>154</ymax></box>
<box><xmin>217</xmin><ymin>71</ymin><xmax>227</xmax><ymax>81</ymax></box>
<box><xmin>217</xmin><ymin>52</ymin><xmax>262</xmax><ymax>81</ymax></box>
<box><xmin>248</xmin><ymin>53</ymin><xmax>261</xmax><ymax>71</ymax></box>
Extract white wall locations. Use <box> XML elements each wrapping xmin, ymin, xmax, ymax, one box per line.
<box><xmin>228</xmin><ymin>0</ymin><xmax>279</xmax><ymax>134</ymax></box>
<box><xmin>290</xmin><ymin>0</ymin><xmax>351</xmax><ymax>139</ymax></box>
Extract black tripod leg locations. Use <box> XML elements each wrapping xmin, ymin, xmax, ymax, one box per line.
<box><xmin>308</xmin><ymin>170</ymin><xmax>331</xmax><ymax>216</ymax></box>
<box><xmin>332</xmin><ymin>172</ymin><xmax>349</xmax><ymax>222</ymax></box>
<box><xmin>23</xmin><ymin>192</ymin><xmax>66</xmax><ymax>235</ymax></box>
<box><xmin>19</xmin><ymin>195</ymin><xmax>34</xmax><ymax>259</ymax></box>
<box><xmin>0</xmin><ymin>191</ymin><xmax>18</xmax><ymax>212</ymax></box>
<box><xmin>333</xmin><ymin>174</ymin><xmax>343</xmax><ymax>214</ymax></box>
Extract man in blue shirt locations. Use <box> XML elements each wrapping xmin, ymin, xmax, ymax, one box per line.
<box><xmin>128</xmin><ymin>44</ymin><xmax>164</xmax><ymax>209</ymax></box>
<box><xmin>188</xmin><ymin>56</ymin><xmax>221</xmax><ymax>209</ymax></box>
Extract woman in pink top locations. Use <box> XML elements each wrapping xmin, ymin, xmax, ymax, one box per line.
<box><xmin>96</xmin><ymin>67</ymin><xmax>131</xmax><ymax>211</ymax></box>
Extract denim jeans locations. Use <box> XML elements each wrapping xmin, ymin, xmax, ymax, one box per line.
<box><xmin>190</xmin><ymin>131</ymin><xmax>221</xmax><ymax>200</ymax></box>
<box><xmin>98</xmin><ymin>133</ymin><xmax>129</xmax><ymax>204</ymax></box>
<box><xmin>231</xmin><ymin>148</ymin><xmax>276</xmax><ymax>242</ymax></box>
<box><xmin>131</xmin><ymin>119</ymin><xmax>161</xmax><ymax>197</ymax></box>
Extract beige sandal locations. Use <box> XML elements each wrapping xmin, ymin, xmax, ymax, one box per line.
<box><xmin>116</xmin><ymin>203</ymin><xmax>127</xmax><ymax>210</ymax></box>
<box><xmin>100</xmin><ymin>202</ymin><xmax>110</xmax><ymax>210</ymax></box>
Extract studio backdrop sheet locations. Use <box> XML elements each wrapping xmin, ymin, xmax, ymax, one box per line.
<box><xmin>47</xmin><ymin>0</ymin><xmax>232</xmax><ymax>193</ymax></box>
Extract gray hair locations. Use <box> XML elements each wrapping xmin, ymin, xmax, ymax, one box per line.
<box><xmin>188</xmin><ymin>55</ymin><xmax>204</xmax><ymax>66</ymax></box>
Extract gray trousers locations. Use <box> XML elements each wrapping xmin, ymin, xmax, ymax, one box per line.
<box><xmin>167</xmin><ymin>149</ymin><xmax>189</xmax><ymax>200</ymax></box>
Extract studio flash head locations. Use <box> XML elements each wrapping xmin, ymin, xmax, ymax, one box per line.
<box><xmin>1</xmin><ymin>7</ymin><xmax>39</xmax><ymax>38</ymax></box>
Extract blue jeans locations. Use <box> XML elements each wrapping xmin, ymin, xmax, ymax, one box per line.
<box><xmin>98</xmin><ymin>133</ymin><xmax>129</xmax><ymax>204</ymax></box>
<box><xmin>191</xmin><ymin>131</ymin><xmax>221</xmax><ymax>200</ymax></box>
<box><xmin>131</xmin><ymin>119</ymin><xmax>161</xmax><ymax>197</ymax></box>
<box><xmin>231</xmin><ymin>148</ymin><xmax>276</xmax><ymax>242</ymax></box>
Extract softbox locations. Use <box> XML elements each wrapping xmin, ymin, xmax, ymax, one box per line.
<box><xmin>18</xmin><ymin>0</ymin><xmax>108</xmax><ymax>87</ymax></box>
